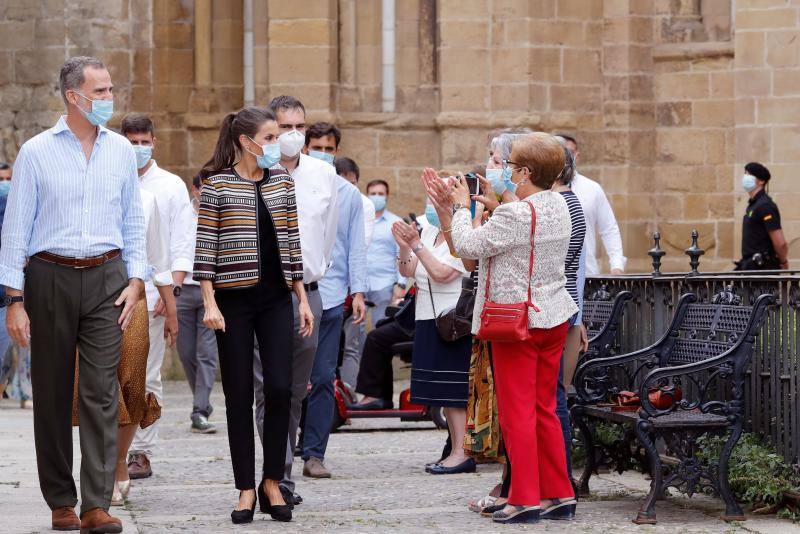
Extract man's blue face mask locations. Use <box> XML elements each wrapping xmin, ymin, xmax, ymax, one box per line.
<box><xmin>74</xmin><ymin>92</ymin><xmax>114</xmax><ymax>126</ymax></box>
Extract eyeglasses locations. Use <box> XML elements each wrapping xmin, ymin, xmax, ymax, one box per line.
<box><xmin>503</xmin><ymin>159</ymin><xmax>528</xmax><ymax>172</ymax></box>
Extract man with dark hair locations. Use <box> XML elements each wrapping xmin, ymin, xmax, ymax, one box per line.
<box><xmin>173</xmin><ymin>170</ymin><xmax>219</xmax><ymax>442</ymax></box>
<box><xmin>305</xmin><ymin>122</ymin><xmax>342</xmax><ymax>161</ymax></box>
<box><xmin>557</xmin><ymin>133</ymin><xmax>626</xmax><ymax>276</ymax></box>
<box><xmin>300</xmin><ymin>122</ymin><xmax>367</xmax><ymax>478</ymax></box>
<box><xmin>0</xmin><ymin>162</ymin><xmax>11</xmax><ymax>181</ymax></box>
<box><xmin>253</xmin><ymin>95</ymin><xmax>338</xmax><ymax>503</ymax></box>
<box><xmin>120</xmin><ymin>113</ymin><xmax>195</xmax><ymax>479</ymax></box>
<box><xmin>0</xmin><ymin>56</ymin><xmax>146</xmax><ymax>533</ymax></box>
<box><xmin>335</xmin><ymin>156</ymin><xmax>359</xmax><ymax>184</ymax></box>
<box><xmin>334</xmin><ymin>156</ymin><xmax>375</xmax><ymax>389</ymax></box>
<box><xmin>737</xmin><ymin>162</ymin><xmax>788</xmax><ymax>270</ymax></box>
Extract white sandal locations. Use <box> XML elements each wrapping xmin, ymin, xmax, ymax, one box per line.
<box><xmin>468</xmin><ymin>495</ymin><xmax>497</xmax><ymax>513</ymax></box>
<box><xmin>118</xmin><ymin>479</ymin><xmax>131</xmax><ymax>499</ymax></box>
<box><xmin>111</xmin><ymin>486</ymin><xmax>123</xmax><ymax>506</ymax></box>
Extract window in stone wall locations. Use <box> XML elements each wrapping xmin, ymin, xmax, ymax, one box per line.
<box><xmin>659</xmin><ymin>0</ymin><xmax>732</xmax><ymax>43</ymax></box>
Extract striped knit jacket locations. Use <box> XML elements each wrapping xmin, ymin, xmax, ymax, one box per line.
<box><xmin>193</xmin><ymin>166</ymin><xmax>304</xmax><ymax>290</ymax></box>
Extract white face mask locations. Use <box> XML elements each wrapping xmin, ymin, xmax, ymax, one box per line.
<box><xmin>279</xmin><ymin>130</ymin><xmax>305</xmax><ymax>157</ymax></box>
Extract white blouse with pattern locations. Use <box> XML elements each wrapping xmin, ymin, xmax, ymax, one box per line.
<box><xmin>451</xmin><ymin>190</ymin><xmax>578</xmax><ymax>333</ymax></box>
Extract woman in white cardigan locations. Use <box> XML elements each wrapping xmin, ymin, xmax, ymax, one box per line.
<box><xmin>447</xmin><ymin>133</ymin><xmax>578</xmax><ymax>524</ymax></box>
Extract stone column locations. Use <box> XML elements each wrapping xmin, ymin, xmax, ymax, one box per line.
<box><xmin>600</xmin><ymin>0</ymin><xmax>657</xmax><ymax>273</ymax></box>
<box><xmin>194</xmin><ymin>0</ymin><xmax>212</xmax><ymax>87</ymax></box>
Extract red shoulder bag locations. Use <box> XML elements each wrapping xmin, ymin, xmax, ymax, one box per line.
<box><xmin>476</xmin><ymin>201</ymin><xmax>540</xmax><ymax>343</ymax></box>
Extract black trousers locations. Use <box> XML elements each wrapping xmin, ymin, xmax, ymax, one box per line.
<box><xmin>215</xmin><ymin>286</ymin><xmax>293</xmax><ymax>488</ymax></box>
<box><xmin>355</xmin><ymin>319</ymin><xmax>412</xmax><ymax>401</ymax></box>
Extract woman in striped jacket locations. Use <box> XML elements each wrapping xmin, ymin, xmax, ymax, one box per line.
<box><xmin>193</xmin><ymin>106</ymin><xmax>314</xmax><ymax>524</ymax></box>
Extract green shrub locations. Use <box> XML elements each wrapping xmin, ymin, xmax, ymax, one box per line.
<box><xmin>697</xmin><ymin>433</ymin><xmax>799</xmax><ymax>517</ymax></box>
<box><xmin>572</xmin><ymin>427</ymin><xmax>800</xmax><ymax>519</ymax></box>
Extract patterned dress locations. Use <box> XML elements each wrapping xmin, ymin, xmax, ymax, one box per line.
<box><xmin>72</xmin><ymin>189</ymin><xmax>169</xmax><ymax>428</ymax></box>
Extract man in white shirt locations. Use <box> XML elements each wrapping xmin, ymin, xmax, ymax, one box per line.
<box><xmin>122</xmin><ymin>114</ymin><xmax>195</xmax><ymax>479</ymax></box>
<box><xmin>253</xmin><ymin>96</ymin><xmax>338</xmax><ymax>504</ymax></box>
<box><xmin>175</xmin><ymin>174</ymin><xmax>218</xmax><ymax>435</ymax></box>
<box><xmin>558</xmin><ymin>134</ymin><xmax>626</xmax><ymax>275</ymax></box>
<box><xmin>334</xmin><ymin>156</ymin><xmax>376</xmax><ymax>389</ymax></box>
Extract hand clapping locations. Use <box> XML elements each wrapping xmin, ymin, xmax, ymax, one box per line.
<box><xmin>392</xmin><ymin>220</ymin><xmax>420</xmax><ymax>249</ymax></box>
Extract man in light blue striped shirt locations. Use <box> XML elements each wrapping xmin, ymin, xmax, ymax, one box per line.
<box><xmin>0</xmin><ymin>56</ymin><xmax>145</xmax><ymax>531</ymax></box>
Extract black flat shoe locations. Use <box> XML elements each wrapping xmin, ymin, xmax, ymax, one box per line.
<box><xmin>540</xmin><ymin>498</ymin><xmax>577</xmax><ymax>520</ymax></box>
<box><xmin>424</xmin><ymin>462</ymin><xmax>438</xmax><ymax>473</ymax></box>
<box><xmin>280</xmin><ymin>486</ymin><xmax>302</xmax><ymax>506</ymax></box>
<box><xmin>428</xmin><ymin>458</ymin><xmax>476</xmax><ymax>475</ymax></box>
<box><xmin>258</xmin><ymin>482</ymin><xmax>293</xmax><ymax>522</ymax></box>
<box><xmin>492</xmin><ymin>505</ymin><xmax>540</xmax><ymax>524</ymax></box>
<box><xmin>348</xmin><ymin>399</ymin><xmax>393</xmax><ymax>410</ymax></box>
<box><xmin>231</xmin><ymin>491</ymin><xmax>256</xmax><ymax>524</ymax></box>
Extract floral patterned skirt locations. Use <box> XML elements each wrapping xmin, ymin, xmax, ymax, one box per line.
<box><xmin>463</xmin><ymin>339</ymin><xmax>504</xmax><ymax>462</ymax></box>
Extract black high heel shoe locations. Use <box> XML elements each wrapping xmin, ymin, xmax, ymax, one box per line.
<box><xmin>258</xmin><ymin>481</ymin><xmax>293</xmax><ymax>522</ymax></box>
<box><xmin>231</xmin><ymin>491</ymin><xmax>256</xmax><ymax>524</ymax></box>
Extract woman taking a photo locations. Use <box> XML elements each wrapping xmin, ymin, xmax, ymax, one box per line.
<box><xmin>194</xmin><ymin>106</ymin><xmax>314</xmax><ymax>524</ymax></box>
<box><xmin>391</xmin><ymin>179</ymin><xmax>473</xmax><ymax>475</ymax></box>
<box><xmin>447</xmin><ymin>133</ymin><xmax>578</xmax><ymax>524</ymax></box>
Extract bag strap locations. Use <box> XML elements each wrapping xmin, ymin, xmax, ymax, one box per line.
<box><xmin>525</xmin><ymin>201</ymin><xmax>537</xmax><ymax>308</ymax></box>
<box><xmin>426</xmin><ymin>277</ymin><xmax>437</xmax><ymax>317</ymax></box>
<box><xmin>483</xmin><ymin>201</ymin><xmax>537</xmax><ymax>308</ymax></box>
<box><xmin>425</xmin><ymin>229</ymin><xmax>439</xmax><ymax>316</ymax></box>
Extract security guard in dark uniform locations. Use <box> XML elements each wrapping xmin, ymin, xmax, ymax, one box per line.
<box><xmin>736</xmin><ymin>162</ymin><xmax>789</xmax><ymax>270</ymax></box>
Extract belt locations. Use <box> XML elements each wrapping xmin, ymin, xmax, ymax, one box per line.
<box><xmin>304</xmin><ymin>282</ymin><xmax>318</xmax><ymax>292</ymax></box>
<box><xmin>34</xmin><ymin>249</ymin><xmax>121</xmax><ymax>269</ymax></box>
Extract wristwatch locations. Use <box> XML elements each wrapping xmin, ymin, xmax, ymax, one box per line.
<box><xmin>452</xmin><ymin>203</ymin><xmax>468</xmax><ymax>214</ymax></box>
<box><xmin>173</xmin><ymin>286</ymin><xmax>182</xmax><ymax>298</ymax></box>
<box><xmin>1</xmin><ymin>295</ymin><xmax>23</xmax><ymax>307</ymax></box>
<box><xmin>412</xmin><ymin>243</ymin><xmax>425</xmax><ymax>253</ymax></box>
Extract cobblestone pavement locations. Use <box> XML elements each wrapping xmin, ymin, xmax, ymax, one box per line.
<box><xmin>2</xmin><ymin>381</ymin><xmax>798</xmax><ymax>533</ymax></box>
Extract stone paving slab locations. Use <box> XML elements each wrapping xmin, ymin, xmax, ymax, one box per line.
<box><xmin>1</xmin><ymin>382</ymin><xmax>798</xmax><ymax>533</ymax></box>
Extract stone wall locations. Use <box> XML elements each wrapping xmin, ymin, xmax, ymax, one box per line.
<box><xmin>1</xmin><ymin>0</ymin><xmax>799</xmax><ymax>274</ymax></box>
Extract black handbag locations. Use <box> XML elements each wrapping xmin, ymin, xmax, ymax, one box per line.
<box><xmin>428</xmin><ymin>272</ymin><xmax>475</xmax><ymax>342</ymax></box>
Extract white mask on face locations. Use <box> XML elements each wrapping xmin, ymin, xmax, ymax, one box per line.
<box><xmin>279</xmin><ymin>130</ymin><xmax>305</xmax><ymax>157</ymax></box>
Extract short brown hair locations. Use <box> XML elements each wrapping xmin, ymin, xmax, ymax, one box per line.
<box><xmin>511</xmin><ymin>133</ymin><xmax>565</xmax><ymax>190</ymax></box>
<box><xmin>366</xmin><ymin>179</ymin><xmax>390</xmax><ymax>195</ymax></box>
<box><xmin>121</xmin><ymin>113</ymin><xmax>155</xmax><ymax>136</ymax></box>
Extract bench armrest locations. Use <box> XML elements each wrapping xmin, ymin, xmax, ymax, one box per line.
<box><xmin>573</xmin><ymin>343</ymin><xmax>662</xmax><ymax>404</ymax></box>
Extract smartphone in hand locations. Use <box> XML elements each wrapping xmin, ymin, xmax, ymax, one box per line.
<box><xmin>464</xmin><ymin>172</ymin><xmax>480</xmax><ymax>196</ymax></box>
<box><xmin>463</xmin><ymin>172</ymin><xmax>480</xmax><ymax>219</ymax></box>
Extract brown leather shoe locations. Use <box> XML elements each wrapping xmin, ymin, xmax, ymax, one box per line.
<box><xmin>80</xmin><ymin>508</ymin><xmax>122</xmax><ymax>534</ymax></box>
<box><xmin>127</xmin><ymin>453</ymin><xmax>151</xmax><ymax>479</ymax></box>
<box><xmin>52</xmin><ymin>506</ymin><xmax>80</xmax><ymax>531</ymax></box>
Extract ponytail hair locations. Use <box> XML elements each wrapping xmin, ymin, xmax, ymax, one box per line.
<box><xmin>201</xmin><ymin>106</ymin><xmax>277</xmax><ymax>178</ymax></box>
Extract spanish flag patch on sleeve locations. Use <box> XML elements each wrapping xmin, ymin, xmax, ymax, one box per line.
<box><xmin>764</xmin><ymin>214</ymin><xmax>773</xmax><ymax>221</ymax></box>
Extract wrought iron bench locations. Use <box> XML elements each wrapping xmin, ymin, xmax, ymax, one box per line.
<box><xmin>571</xmin><ymin>288</ymin><xmax>775</xmax><ymax>524</ymax></box>
<box><xmin>580</xmin><ymin>287</ymin><xmax>633</xmax><ymax>365</ymax></box>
